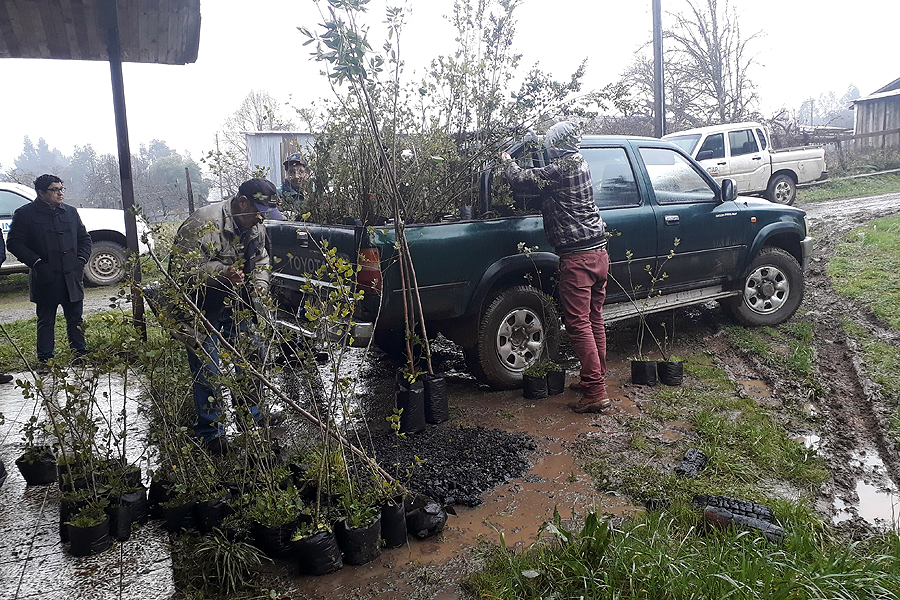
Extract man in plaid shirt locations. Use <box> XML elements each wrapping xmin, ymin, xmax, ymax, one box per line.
<box><xmin>501</xmin><ymin>121</ymin><xmax>612</xmax><ymax>413</ymax></box>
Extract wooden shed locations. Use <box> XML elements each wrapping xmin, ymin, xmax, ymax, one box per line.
<box><xmin>852</xmin><ymin>77</ymin><xmax>900</xmax><ymax>149</ymax></box>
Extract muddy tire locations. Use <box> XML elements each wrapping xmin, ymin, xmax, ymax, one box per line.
<box><xmin>85</xmin><ymin>241</ymin><xmax>127</xmax><ymax>287</ymax></box>
<box><xmin>765</xmin><ymin>173</ymin><xmax>796</xmax><ymax>205</ymax></box>
<box><xmin>724</xmin><ymin>247</ymin><xmax>803</xmax><ymax>326</ymax></box>
<box><xmin>468</xmin><ymin>286</ymin><xmax>560</xmax><ymax>390</ymax></box>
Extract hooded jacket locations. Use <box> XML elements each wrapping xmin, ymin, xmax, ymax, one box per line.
<box><xmin>505</xmin><ymin>122</ymin><xmax>606</xmax><ymax>254</ymax></box>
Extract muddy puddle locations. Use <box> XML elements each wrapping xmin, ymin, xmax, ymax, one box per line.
<box><xmin>278</xmin><ymin>356</ymin><xmax>643</xmax><ymax>598</ymax></box>
<box><xmin>832</xmin><ymin>448</ymin><xmax>900</xmax><ymax>528</ymax></box>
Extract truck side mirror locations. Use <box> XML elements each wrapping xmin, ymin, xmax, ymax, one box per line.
<box><xmin>721</xmin><ymin>178</ymin><xmax>736</xmax><ymax>202</ymax></box>
<box><xmin>697</xmin><ymin>150</ymin><xmax>714</xmax><ymax>161</ymax></box>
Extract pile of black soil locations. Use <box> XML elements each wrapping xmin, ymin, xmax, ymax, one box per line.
<box><xmin>366</xmin><ymin>425</ymin><xmax>537</xmax><ymax>507</ymax></box>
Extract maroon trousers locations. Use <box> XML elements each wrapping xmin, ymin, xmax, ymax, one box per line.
<box><xmin>558</xmin><ymin>248</ymin><xmax>609</xmax><ymax>401</ymax></box>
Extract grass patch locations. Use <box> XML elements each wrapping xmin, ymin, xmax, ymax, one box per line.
<box><xmin>462</xmin><ymin>506</ymin><xmax>900</xmax><ymax>599</ymax></box>
<box><xmin>0</xmin><ymin>305</ymin><xmax>179</xmax><ymax>373</ymax></box>
<box><xmin>797</xmin><ymin>172</ymin><xmax>900</xmax><ymax>203</ymax></box>
<box><xmin>724</xmin><ymin>321</ymin><xmax>820</xmax><ymax>398</ymax></box>
<box><xmin>581</xmin><ymin>351</ymin><xmax>828</xmax><ymax>507</ymax></box>
<box><xmin>829</xmin><ymin>215</ymin><xmax>900</xmax><ymax>329</ymax></box>
<box><xmin>0</xmin><ymin>272</ymin><xmax>29</xmax><ymax>298</ymax></box>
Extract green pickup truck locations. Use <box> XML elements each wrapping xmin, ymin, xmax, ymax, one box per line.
<box><xmin>267</xmin><ymin>135</ymin><xmax>812</xmax><ymax>389</ymax></box>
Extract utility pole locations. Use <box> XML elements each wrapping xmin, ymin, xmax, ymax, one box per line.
<box><xmin>100</xmin><ymin>0</ymin><xmax>146</xmax><ymax>340</ymax></box>
<box><xmin>653</xmin><ymin>0</ymin><xmax>665</xmax><ymax>138</ymax></box>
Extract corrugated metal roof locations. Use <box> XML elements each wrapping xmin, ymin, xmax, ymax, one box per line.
<box><xmin>0</xmin><ymin>0</ymin><xmax>200</xmax><ymax>64</ymax></box>
<box><xmin>853</xmin><ymin>88</ymin><xmax>900</xmax><ymax>104</ymax></box>
<box><xmin>874</xmin><ymin>76</ymin><xmax>900</xmax><ymax>95</ymax></box>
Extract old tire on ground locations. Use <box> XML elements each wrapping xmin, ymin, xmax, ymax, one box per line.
<box><xmin>85</xmin><ymin>240</ymin><xmax>126</xmax><ymax>287</ymax></box>
<box><xmin>765</xmin><ymin>173</ymin><xmax>796</xmax><ymax>205</ymax></box>
<box><xmin>467</xmin><ymin>285</ymin><xmax>560</xmax><ymax>389</ymax></box>
<box><xmin>724</xmin><ymin>247</ymin><xmax>803</xmax><ymax>327</ymax></box>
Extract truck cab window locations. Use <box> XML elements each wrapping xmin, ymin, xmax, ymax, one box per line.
<box><xmin>638</xmin><ymin>147</ymin><xmax>716</xmax><ymax>205</ymax></box>
<box><xmin>696</xmin><ymin>133</ymin><xmax>725</xmax><ymax>161</ymax></box>
<box><xmin>755</xmin><ymin>128</ymin><xmax>768</xmax><ymax>150</ymax></box>
<box><xmin>582</xmin><ymin>147</ymin><xmax>640</xmax><ymax>208</ymax></box>
<box><xmin>728</xmin><ymin>129</ymin><xmax>759</xmax><ymax>156</ymax></box>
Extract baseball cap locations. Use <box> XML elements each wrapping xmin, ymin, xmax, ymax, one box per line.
<box><xmin>238</xmin><ymin>178</ymin><xmax>285</xmax><ymax>221</ymax></box>
<box><xmin>283</xmin><ymin>152</ymin><xmax>307</xmax><ymax>168</ymax></box>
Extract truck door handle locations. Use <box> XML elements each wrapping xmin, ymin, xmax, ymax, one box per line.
<box><xmin>295</xmin><ymin>230</ymin><xmax>309</xmax><ymax>247</ymax></box>
<box><xmin>717</xmin><ymin>162</ymin><xmax>727</xmax><ymax>165</ymax></box>
<box><xmin>664</xmin><ymin>215</ymin><xmax>680</xmax><ymax>225</ymax></box>
<box><xmin>752</xmin><ymin>156</ymin><xmax>762</xmax><ymax>160</ymax></box>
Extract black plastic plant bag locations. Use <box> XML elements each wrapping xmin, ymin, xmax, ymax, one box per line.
<box><xmin>295</xmin><ymin>530</ymin><xmax>343</xmax><ymax>575</ymax></box>
<box><xmin>423</xmin><ymin>373</ymin><xmax>449</xmax><ymax>424</ymax></box>
<box><xmin>522</xmin><ymin>374</ymin><xmax>548</xmax><ymax>399</ymax></box>
<box><xmin>67</xmin><ymin>517</ymin><xmax>113</xmax><ymax>557</ymax></box>
<box><xmin>397</xmin><ymin>379</ymin><xmax>426</xmax><ymax>434</ymax></box>
<box><xmin>336</xmin><ymin>513</ymin><xmax>382</xmax><ymax>565</ymax></box>
<box><xmin>381</xmin><ymin>497</ymin><xmax>407</xmax><ymax>549</ymax></box>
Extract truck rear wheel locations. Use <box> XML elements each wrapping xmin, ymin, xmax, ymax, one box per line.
<box><xmin>468</xmin><ymin>286</ymin><xmax>560</xmax><ymax>389</ymax></box>
<box><xmin>85</xmin><ymin>241</ymin><xmax>127</xmax><ymax>287</ymax></box>
<box><xmin>724</xmin><ymin>247</ymin><xmax>803</xmax><ymax>326</ymax></box>
<box><xmin>765</xmin><ymin>173</ymin><xmax>796</xmax><ymax>205</ymax></box>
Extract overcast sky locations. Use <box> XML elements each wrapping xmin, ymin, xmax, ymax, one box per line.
<box><xmin>0</xmin><ymin>0</ymin><xmax>896</xmax><ymax>170</ymax></box>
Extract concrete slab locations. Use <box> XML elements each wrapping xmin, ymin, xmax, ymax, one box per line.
<box><xmin>0</xmin><ymin>370</ymin><xmax>174</xmax><ymax>600</ymax></box>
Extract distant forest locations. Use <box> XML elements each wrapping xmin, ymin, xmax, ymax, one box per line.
<box><xmin>1</xmin><ymin>137</ymin><xmax>209</xmax><ymax>223</ymax></box>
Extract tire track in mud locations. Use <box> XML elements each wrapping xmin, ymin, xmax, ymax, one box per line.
<box><xmin>795</xmin><ymin>194</ymin><xmax>900</xmax><ymax>520</ymax></box>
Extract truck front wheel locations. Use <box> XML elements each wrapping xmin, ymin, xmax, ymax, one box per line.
<box><xmin>724</xmin><ymin>247</ymin><xmax>804</xmax><ymax>326</ymax></box>
<box><xmin>467</xmin><ymin>286</ymin><xmax>560</xmax><ymax>389</ymax></box>
<box><xmin>85</xmin><ymin>241</ymin><xmax>127</xmax><ymax>287</ymax></box>
<box><xmin>766</xmin><ymin>173</ymin><xmax>796</xmax><ymax>205</ymax></box>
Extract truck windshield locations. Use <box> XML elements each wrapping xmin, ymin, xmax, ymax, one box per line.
<box><xmin>665</xmin><ymin>134</ymin><xmax>701</xmax><ymax>154</ymax></box>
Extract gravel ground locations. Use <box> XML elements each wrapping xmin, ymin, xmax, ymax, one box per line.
<box><xmin>367</xmin><ymin>425</ymin><xmax>538</xmax><ymax>507</ymax></box>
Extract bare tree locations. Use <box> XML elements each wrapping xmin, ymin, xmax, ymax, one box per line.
<box><xmin>624</xmin><ymin>0</ymin><xmax>761</xmax><ymax>132</ymax></box>
<box><xmin>203</xmin><ymin>90</ymin><xmax>295</xmax><ymax>199</ymax></box>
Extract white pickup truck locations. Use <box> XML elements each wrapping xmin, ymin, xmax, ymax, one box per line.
<box><xmin>664</xmin><ymin>122</ymin><xmax>827</xmax><ymax>205</ymax></box>
<box><xmin>0</xmin><ymin>181</ymin><xmax>153</xmax><ymax>286</ymax></box>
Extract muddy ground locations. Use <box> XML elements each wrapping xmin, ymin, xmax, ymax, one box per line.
<box><xmin>255</xmin><ymin>192</ymin><xmax>900</xmax><ymax>598</ymax></box>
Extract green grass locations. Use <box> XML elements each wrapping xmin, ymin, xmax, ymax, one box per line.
<box><xmin>462</xmin><ymin>506</ymin><xmax>900</xmax><ymax>599</ymax></box>
<box><xmin>585</xmin><ymin>351</ymin><xmax>828</xmax><ymax>505</ymax></box>
<box><xmin>829</xmin><ymin>215</ymin><xmax>900</xmax><ymax>329</ymax></box>
<box><xmin>0</xmin><ymin>272</ymin><xmax>29</xmax><ymax>298</ymax></box>
<box><xmin>797</xmin><ymin>172</ymin><xmax>900</xmax><ymax>203</ymax></box>
<box><xmin>0</xmin><ymin>307</ymin><xmax>178</xmax><ymax>373</ymax></box>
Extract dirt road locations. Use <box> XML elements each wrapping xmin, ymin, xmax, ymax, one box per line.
<box><xmin>796</xmin><ymin>191</ymin><xmax>900</xmax><ymax>525</ymax></box>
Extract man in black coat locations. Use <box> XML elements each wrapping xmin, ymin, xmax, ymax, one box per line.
<box><xmin>7</xmin><ymin>174</ymin><xmax>92</xmax><ymax>369</ymax></box>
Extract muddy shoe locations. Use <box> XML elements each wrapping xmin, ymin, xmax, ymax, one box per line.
<box><xmin>568</xmin><ymin>381</ymin><xmax>585</xmax><ymax>391</ymax></box>
<box><xmin>571</xmin><ymin>398</ymin><xmax>612</xmax><ymax>413</ymax></box>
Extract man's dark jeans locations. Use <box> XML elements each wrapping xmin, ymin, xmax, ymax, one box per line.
<box><xmin>187</xmin><ymin>312</ymin><xmax>264</xmax><ymax>442</ymax></box>
<box><xmin>36</xmin><ymin>299</ymin><xmax>86</xmax><ymax>361</ymax></box>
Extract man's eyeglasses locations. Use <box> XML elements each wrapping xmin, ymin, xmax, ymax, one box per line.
<box><xmin>46</xmin><ymin>186</ymin><xmax>65</xmax><ymax>193</ymax></box>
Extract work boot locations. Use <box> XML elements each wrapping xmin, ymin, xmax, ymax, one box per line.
<box><xmin>568</xmin><ymin>397</ymin><xmax>612</xmax><ymax>413</ymax></box>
